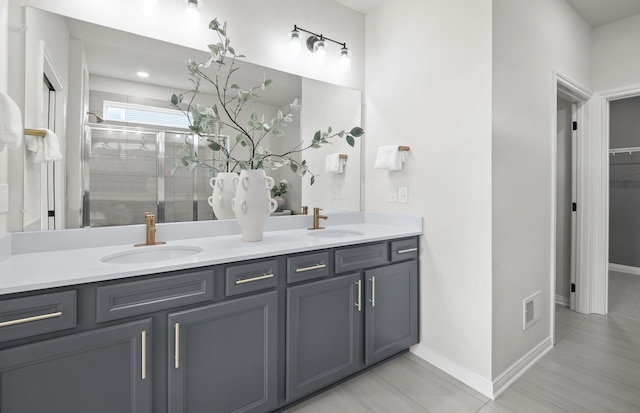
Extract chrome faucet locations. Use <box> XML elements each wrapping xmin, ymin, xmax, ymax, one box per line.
<box><xmin>135</xmin><ymin>212</ymin><xmax>166</xmax><ymax>247</ymax></box>
<box><xmin>308</xmin><ymin>207</ymin><xmax>327</xmax><ymax>230</ymax></box>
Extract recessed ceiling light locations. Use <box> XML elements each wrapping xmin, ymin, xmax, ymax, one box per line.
<box><xmin>137</xmin><ymin>71</ymin><xmax>150</xmax><ymax>78</ymax></box>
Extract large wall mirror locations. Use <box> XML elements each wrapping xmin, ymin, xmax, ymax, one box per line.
<box><xmin>16</xmin><ymin>7</ymin><xmax>362</xmax><ymax>231</ymax></box>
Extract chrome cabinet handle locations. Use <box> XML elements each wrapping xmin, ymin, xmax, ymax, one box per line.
<box><xmin>369</xmin><ymin>276</ymin><xmax>376</xmax><ymax>307</ymax></box>
<box><xmin>0</xmin><ymin>311</ymin><xmax>62</xmax><ymax>328</ymax></box>
<box><xmin>141</xmin><ymin>330</ymin><xmax>147</xmax><ymax>380</ymax></box>
<box><xmin>355</xmin><ymin>280</ymin><xmax>362</xmax><ymax>312</ymax></box>
<box><xmin>397</xmin><ymin>247</ymin><xmax>418</xmax><ymax>254</ymax></box>
<box><xmin>174</xmin><ymin>323</ymin><xmax>180</xmax><ymax>369</ymax></box>
<box><xmin>295</xmin><ymin>263</ymin><xmax>326</xmax><ymax>273</ymax></box>
<box><xmin>235</xmin><ymin>273</ymin><xmax>274</xmax><ymax>285</ymax></box>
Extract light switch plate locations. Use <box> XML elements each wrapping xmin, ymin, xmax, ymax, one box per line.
<box><xmin>0</xmin><ymin>184</ymin><xmax>8</xmax><ymax>214</ymax></box>
<box><xmin>389</xmin><ymin>188</ymin><xmax>397</xmax><ymax>203</ymax></box>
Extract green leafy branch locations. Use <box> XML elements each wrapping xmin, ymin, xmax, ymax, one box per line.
<box><xmin>169</xmin><ymin>18</ymin><xmax>364</xmax><ymax>183</ymax></box>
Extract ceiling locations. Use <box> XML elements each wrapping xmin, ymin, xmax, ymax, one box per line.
<box><xmin>335</xmin><ymin>0</ymin><xmax>640</xmax><ymax>28</ymax></box>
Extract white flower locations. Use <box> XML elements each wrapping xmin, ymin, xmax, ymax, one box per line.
<box><xmin>280</xmin><ymin>179</ymin><xmax>288</xmax><ymax>185</ymax></box>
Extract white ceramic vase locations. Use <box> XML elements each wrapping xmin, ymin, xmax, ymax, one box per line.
<box><xmin>232</xmin><ymin>170</ymin><xmax>278</xmax><ymax>242</ymax></box>
<box><xmin>273</xmin><ymin>195</ymin><xmax>285</xmax><ymax>211</ymax></box>
<box><xmin>208</xmin><ymin>172</ymin><xmax>237</xmax><ymax>220</ymax></box>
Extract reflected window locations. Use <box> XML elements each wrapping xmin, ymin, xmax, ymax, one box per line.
<box><xmin>103</xmin><ymin>100</ymin><xmax>190</xmax><ymax>129</ymax></box>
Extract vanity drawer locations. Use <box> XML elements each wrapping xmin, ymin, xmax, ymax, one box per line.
<box><xmin>0</xmin><ymin>290</ymin><xmax>76</xmax><ymax>342</ymax></box>
<box><xmin>287</xmin><ymin>252</ymin><xmax>329</xmax><ymax>284</ymax></box>
<box><xmin>226</xmin><ymin>260</ymin><xmax>279</xmax><ymax>297</ymax></box>
<box><xmin>96</xmin><ymin>270</ymin><xmax>214</xmax><ymax>323</ymax></box>
<box><xmin>335</xmin><ymin>243</ymin><xmax>389</xmax><ymax>273</ymax></box>
<box><xmin>390</xmin><ymin>238</ymin><xmax>419</xmax><ymax>262</ymax></box>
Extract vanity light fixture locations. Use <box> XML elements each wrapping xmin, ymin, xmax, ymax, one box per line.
<box><xmin>184</xmin><ymin>0</ymin><xmax>200</xmax><ymax>29</ymax></box>
<box><xmin>289</xmin><ymin>25</ymin><xmax>351</xmax><ymax>72</ymax></box>
<box><xmin>136</xmin><ymin>71</ymin><xmax>150</xmax><ymax>78</ymax></box>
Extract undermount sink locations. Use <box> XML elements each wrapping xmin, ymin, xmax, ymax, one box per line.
<box><xmin>307</xmin><ymin>229</ymin><xmax>364</xmax><ymax>238</ymax></box>
<box><xmin>100</xmin><ymin>245</ymin><xmax>203</xmax><ymax>264</ymax></box>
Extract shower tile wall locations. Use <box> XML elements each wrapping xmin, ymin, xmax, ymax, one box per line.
<box><xmin>89</xmin><ymin>130</ymin><xmax>158</xmax><ymax>226</ymax></box>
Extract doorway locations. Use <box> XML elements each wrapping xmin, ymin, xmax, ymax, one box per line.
<box><xmin>555</xmin><ymin>96</ymin><xmax>576</xmax><ymax>311</ymax></box>
<box><xmin>607</xmin><ymin>95</ymin><xmax>640</xmax><ymax>321</ymax></box>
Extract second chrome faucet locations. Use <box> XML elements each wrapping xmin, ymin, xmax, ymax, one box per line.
<box><xmin>308</xmin><ymin>207</ymin><xmax>328</xmax><ymax>230</ymax></box>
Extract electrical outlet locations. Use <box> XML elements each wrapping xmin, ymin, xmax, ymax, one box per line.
<box><xmin>389</xmin><ymin>188</ymin><xmax>397</xmax><ymax>202</ymax></box>
<box><xmin>331</xmin><ymin>186</ymin><xmax>339</xmax><ymax>199</ymax></box>
<box><xmin>398</xmin><ymin>187</ymin><xmax>408</xmax><ymax>203</ymax></box>
<box><xmin>336</xmin><ymin>186</ymin><xmax>344</xmax><ymax>200</ymax></box>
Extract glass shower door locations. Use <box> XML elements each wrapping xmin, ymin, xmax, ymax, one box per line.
<box><xmin>88</xmin><ymin>127</ymin><xmax>158</xmax><ymax>227</ymax></box>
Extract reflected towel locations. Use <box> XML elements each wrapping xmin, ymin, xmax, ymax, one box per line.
<box><xmin>325</xmin><ymin>153</ymin><xmax>346</xmax><ymax>173</ymax></box>
<box><xmin>374</xmin><ymin>145</ymin><xmax>406</xmax><ymax>171</ymax></box>
<box><xmin>0</xmin><ymin>93</ymin><xmax>23</xmax><ymax>151</ymax></box>
<box><xmin>31</xmin><ymin>129</ymin><xmax>62</xmax><ymax>163</ymax></box>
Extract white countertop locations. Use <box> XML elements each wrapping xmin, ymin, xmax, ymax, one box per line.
<box><xmin>0</xmin><ymin>212</ymin><xmax>422</xmax><ymax>296</ymax></box>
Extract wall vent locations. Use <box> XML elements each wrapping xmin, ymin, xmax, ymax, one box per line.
<box><xmin>523</xmin><ymin>291</ymin><xmax>542</xmax><ymax>330</ymax></box>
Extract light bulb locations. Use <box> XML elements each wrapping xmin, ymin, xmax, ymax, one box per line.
<box><xmin>184</xmin><ymin>0</ymin><xmax>200</xmax><ymax>29</ymax></box>
<box><xmin>289</xmin><ymin>29</ymin><xmax>301</xmax><ymax>57</ymax></box>
<box><xmin>313</xmin><ymin>39</ymin><xmax>326</xmax><ymax>65</ymax></box>
<box><xmin>339</xmin><ymin>47</ymin><xmax>351</xmax><ymax>72</ymax></box>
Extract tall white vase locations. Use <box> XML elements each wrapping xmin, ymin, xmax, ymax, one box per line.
<box><xmin>208</xmin><ymin>172</ymin><xmax>237</xmax><ymax>220</ymax></box>
<box><xmin>232</xmin><ymin>170</ymin><xmax>278</xmax><ymax>242</ymax></box>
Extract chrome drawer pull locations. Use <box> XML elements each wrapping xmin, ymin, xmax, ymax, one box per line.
<box><xmin>397</xmin><ymin>247</ymin><xmax>418</xmax><ymax>254</ymax></box>
<box><xmin>355</xmin><ymin>280</ymin><xmax>362</xmax><ymax>312</ymax></box>
<box><xmin>235</xmin><ymin>273</ymin><xmax>274</xmax><ymax>285</ymax></box>
<box><xmin>141</xmin><ymin>330</ymin><xmax>147</xmax><ymax>380</ymax></box>
<box><xmin>369</xmin><ymin>277</ymin><xmax>376</xmax><ymax>307</ymax></box>
<box><xmin>295</xmin><ymin>263</ymin><xmax>326</xmax><ymax>273</ymax></box>
<box><xmin>174</xmin><ymin>323</ymin><xmax>180</xmax><ymax>369</ymax></box>
<box><xmin>0</xmin><ymin>311</ymin><xmax>63</xmax><ymax>328</ymax></box>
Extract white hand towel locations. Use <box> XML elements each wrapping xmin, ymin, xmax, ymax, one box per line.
<box><xmin>374</xmin><ymin>145</ymin><xmax>406</xmax><ymax>171</ymax></box>
<box><xmin>325</xmin><ymin>153</ymin><xmax>346</xmax><ymax>173</ymax></box>
<box><xmin>33</xmin><ymin>129</ymin><xmax>62</xmax><ymax>163</ymax></box>
<box><xmin>0</xmin><ymin>92</ymin><xmax>24</xmax><ymax>151</ymax></box>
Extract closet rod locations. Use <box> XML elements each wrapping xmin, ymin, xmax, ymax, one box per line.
<box><xmin>609</xmin><ymin>146</ymin><xmax>640</xmax><ymax>154</ymax></box>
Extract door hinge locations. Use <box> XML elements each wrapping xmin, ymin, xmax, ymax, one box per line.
<box><xmin>572</xmin><ymin>203</ymin><xmax>577</xmax><ymax>212</ymax></box>
<box><xmin>572</xmin><ymin>121</ymin><xmax>577</xmax><ymax>131</ymax></box>
<box><xmin>48</xmin><ymin>210</ymin><xmax>55</xmax><ymax>217</ymax></box>
<box><xmin>571</xmin><ymin>283</ymin><xmax>576</xmax><ymax>293</ymax></box>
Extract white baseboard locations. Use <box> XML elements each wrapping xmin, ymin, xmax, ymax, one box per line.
<box><xmin>608</xmin><ymin>263</ymin><xmax>640</xmax><ymax>276</ymax></box>
<box><xmin>411</xmin><ymin>338</ymin><xmax>553</xmax><ymax>400</ymax></box>
<box><xmin>555</xmin><ymin>294</ymin><xmax>569</xmax><ymax>306</ymax></box>
<box><xmin>492</xmin><ymin>337</ymin><xmax>553</xmax><ymax>399</ymax></box>
<box><xmin>410</xmin><ymin>344</ymin><xmax>494</xmax><ymax>399</ymax></box>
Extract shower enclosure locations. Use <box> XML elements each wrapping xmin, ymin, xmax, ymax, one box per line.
<box><xmin>84</xmin><ymin>124</ymin><xmax>220</xmax><ymax>227</ymax></box>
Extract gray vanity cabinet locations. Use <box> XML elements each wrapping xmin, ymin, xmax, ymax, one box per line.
<box><xmin>0</xmin><ymin>318</ymin><xmax>152</xmax><ymax>413</ymax></box>
<box><xmin>364</xmin><ymin>260</ymin><xmax>419</xmax><ymax>366</ymax></box>
<box><xmin>286</xmin><ymin>273</ymin><xmax>362</xmax><ymax>401</ymax></box>
<box><xmin>167</xmin><ymin>291</ymin><xmax>278</xmax><ymax>413</ymax></box>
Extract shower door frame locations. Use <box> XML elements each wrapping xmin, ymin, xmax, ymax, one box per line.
<box><xmin>82</xmin><ymin>123</ymin><xmax>208</xmax><ymax>227</ymax></box>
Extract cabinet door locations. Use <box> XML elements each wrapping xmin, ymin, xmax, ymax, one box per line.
<box><xmin>286</xmin><ymin>273</ymin><xmax>362</xmax><ymax>402</ymax></box>
<box><xmin>0</xmin><ymin>319</ymin><xmax>152</xmax><ymax>413</ymax></box>
<box><xmin>365</xmin><ymin>260</ymin><xmax>418</xmax><ymax>365</ymax></box>
<box><xmin>168</xmin><ymin>291</ymin><xmax>277</xmax><ymax>413</ymax></box>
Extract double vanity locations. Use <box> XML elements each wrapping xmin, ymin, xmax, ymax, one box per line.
<box><xmin>0</xmin><ymin>212</ymin><xmax>421</xmax><ymax>413</ymax></box>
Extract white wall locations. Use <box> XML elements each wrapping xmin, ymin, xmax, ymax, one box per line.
<box><xmin>365</xmin><ymin>0</ymin><xmax>494</xmax><ymax>385</ymax></box>
<box><xmin>491</xmin><ymin>0</ymin><xmax>591</xmax><ymax>378</ymax></box>
<box><xmin>8</xmin><ymin>0</ymin><xmax>364</xmax><ymax>91</ymax></box>
<box><xmin>592</xmin><ymin>13</ymin><xmax>640</xmax><ymax>92</ymax></box>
